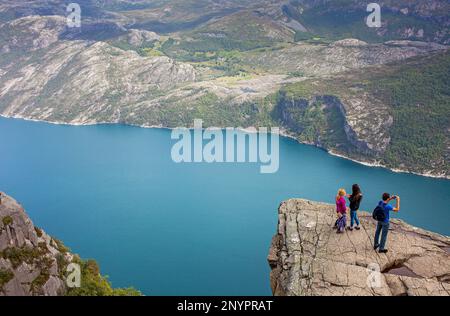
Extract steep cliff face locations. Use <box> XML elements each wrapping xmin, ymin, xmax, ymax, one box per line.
<box><xmin>0</xmin><ymin>192</ymin><xmax>140</xmax><ymax>296</ymax></box>
<box><xmin>0</xmin><ymin>193</ymin><xmax>72</xmax><ymax>296</ymax></box>
<box><xmin>268</xmin><ymin>199</ymin><xmax>450</xmax><ymax>296</ymax></box>
<box><xmin>274</xmin><ymin>93</ymin><xmax>391</xmax><ymax>156</ymax></box>
<box><xmin>318</xmin><ymin>95</ymin><xmax>390</xmax><ymax>155</ymax></box>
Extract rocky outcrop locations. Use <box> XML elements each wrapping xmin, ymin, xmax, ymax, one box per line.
<box><xmin>268</xmin><ymin>199</ymin><xmax>450</xmax><ymax>296</ymax></box>
<box><xmin>242</xmin><ymin>40</ymin><xmax>448</xmax><ymax>76</ymax></box>
<box><xmin>124</xmin><ymin>29</ymin><xmax>160</xmax><ymax>47</ymax></box>
<box><xmin>0</xmin><ymin>192</ymin><xmax>74</xmax><ymax>296</ymax></box>
<box><xmin>0</xmin><ymin>15</ymin><xmax>68</xmax><ymax>52</ymax></box>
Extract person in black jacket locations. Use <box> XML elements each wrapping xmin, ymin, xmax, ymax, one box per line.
<box><xmin>347</xmin><ymin>184</ymin><xmax>363</xmax><ymax>231</ymax></box>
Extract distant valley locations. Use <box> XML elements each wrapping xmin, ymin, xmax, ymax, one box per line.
<box><xmin>0</xmin><ymin>0</ymin><xmax>449</xmax><ymax>177</ymax></box>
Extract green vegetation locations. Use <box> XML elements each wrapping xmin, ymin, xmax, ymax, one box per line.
<box><xmin>55</xmin><ymin>253</ymin><xmax>68</xmax><ymax>279</ymax></box>
<box><xmin>289</xmin><ymin>4</ymin><xmax>447</xmax><ymax>44</ymax></box>
<box><xmin>110</xmin><ymin>40</ymin><xmax>139</xmax><ymax>52</ymax></box>
<box><xmin>140</xmin><ymin>47</ymin><xmax>165</xmax><ymax>57</ymax></box>
<box><xmin>66</xmin><ymin>259</ymin><xmax>141</xmax><ymax>296</ymax></box>
<box><xmin>320</xmin><ymin>102</ymin><xmax>350</xmax><ymax>149</ymax></box>
<box><xmin>121</xmin><ymin>88</ymin><xmax>277</xmax><ymax>130</ymax></box>
<box><xmin>370</xmin><ymin>52</ymin><xmax>450</xmax><ymax>172</ymax></box>
<box><xmin>0</xmin><ymin>268</ymin><xmax>14</xmax><ymax>289</ymax></box>
<box><xmin>287</xmin><ymin>71</ymin><xmax>305</xmax><ymax>78</ymax></box>
<box><xmin>271</xmin><ymin>89</ymin><xmax>350</xmax><ymax>149</ymax></box>
<box><xmin>0</xmin><ymin>237</ymin><xmax>141</xmax><ymax>295</ymax></box>
<box><xmin>2</xmin><ymin>216</ymin><xmax>13</xmax><ymax>226</ymax></box>
<box><xmin>180</xmin><ymin>38</ymin><xmax>275</xmax><ymax>53</ymax></box>
<box><xmin>280</xmin><ymin>81</ymin><xmax>314</xmax><ymax>99</ymax></box>
<box><xmin>274</xmin><ymin>51</ymin><xmax>450</xmax><ymax>174</ymax></box>
<box><xmin>53</xmin><ymin>238</ymin><xmax>70</xmax><ymax>253</ymax></box>
<box><xmin>294</xmin><ymin>31</ymin><xmax>332</xmax><ymax>44</ymax></box>
<box><xmin>34</xmin><ymin>226</ymin><xmax>43</xmax><ymax>237</ymax></box>
<box><xmin>48</xmin><ymin>237</ymin><xmax>141</xmax><ymax>296</ymax></box>
<box><xmin>30</xmin><ymin>271</ymin><xmax>50</xmax><ymax>294</ymax></box>
<box><xmin>160</xmin><ymin>35</ymin><xmax>276</xmax><ymax>66</ymax></box>
<box><xmin>110</xmin><ymin>39</ymin><xmax>166</xmax><ymax>57</ymax></box>
<box><xmin>170</xmin><ymin>10</ymin><xmax>288</xmax><ymax>55</ymax></box>
<box><xmin>295</xmin><ymin>7</ymin><xmax>381</xmax><ymax>43</ymax></box>
<box><xmin>0</xmin><ymin>246</ymin><xmax>48</xmax><ymax>269</ymax></box>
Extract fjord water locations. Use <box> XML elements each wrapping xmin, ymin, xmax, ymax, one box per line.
<box><xmin>1</xmin><ymin>117</ymin><xmax>449</xmax><ymax>295</ymax></box>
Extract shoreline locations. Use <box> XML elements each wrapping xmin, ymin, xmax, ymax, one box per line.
<box><xmin>1</xmin><ymin>113</ymin><xmax>449</xmax><ymax>180</ymax></box>
<box><xmin>274</xmin><ymin>128</ymin><xmax>450</xmax><ymax>180</ymax></box>
<box><xmin>327</xmin><ymin>150</ymin><xmax>449</xmax><ymax>180</ymax></box>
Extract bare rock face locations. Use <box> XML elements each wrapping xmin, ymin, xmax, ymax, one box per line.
<box><xmin>326</xmin><ymin>95</ymin><xmax>393</xmax><ymax>155</ymax></box>
<box><xmin>330</xmin><ymin>39</ymin><xmax>369</xmax><ymax>47</ymax></box>
<box><xmin>268</xmin><ymin>199</ymin><xmax>450</xmax><ymax>296</ymax></box>
<box><xmin>241</xmin><ymin>40</ymin><xmax>448</xmax><ymax>76</ymax></box>
<box><xmin>125</xmin><ymin>29</ymin><xmax>160</xmax><ymax>47</ymax></box>
<box><xmin>0</xmin><ymin>15</ymin><xmax>68</xmax><ymax>52</ymax></box>
<box><xmin>0</xmin><ymin>193</ymin><xmax>73</xmax><ymax>296</ymax></box>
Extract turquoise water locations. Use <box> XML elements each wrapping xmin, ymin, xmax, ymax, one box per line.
<box><xmin>0</xmin><ymin>117</ymin><xmax>449</xmax><ymax>295</ymax></box>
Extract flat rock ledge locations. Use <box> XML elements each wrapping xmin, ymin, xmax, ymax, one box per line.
<box><xmin>268</xmin><ymin>199</ymin><xmax>450</xmax><ymax>296</ymax></box>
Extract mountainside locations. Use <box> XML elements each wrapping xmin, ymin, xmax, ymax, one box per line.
<box><xmin>3</xmin><ymin>0</ymin><xmax>446</xmax><ymax>43</ymax></box>
<box><xmin>0</xmin><ymin>192</ymin><xmax>140</xmax><ymax>296</ymax></box>
<box><xmin>273</xmin><ymin>50</ymin><xmax>450</xmax><ymax>177</ymax></box>
<box><xmin>268</xmin><ymin>199</ymin><xmax>450</xmax><ymax>296</ymax></box>
<box><xmin>0</xmin><ymin>0</ymin><xmax>448</xmax><ymax>177</ymax></box>
<box><xmin>286</xmin><ymin>0</ymin><xmax>450</xmax><ymax>44</ymax></box>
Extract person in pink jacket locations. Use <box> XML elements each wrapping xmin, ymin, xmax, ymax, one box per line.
<box><xmin>334</xmin><ymin>188</ymin><xmax>348</xmax><ymax>233</ymax></box>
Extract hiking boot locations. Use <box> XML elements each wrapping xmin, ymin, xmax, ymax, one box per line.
<box><xmin>355</xmin><ymin>226</ymin><xmax>361</xmax><ymax>230</ymax></box>
<box><xmin>379</xmin><ymin>249</ymin><xmax>388</xmax><ymax>254</ymax></box>
<box><xmin>348</xmin><ymin>227</ymin><xmax>353</xmax><ymax>231</ymax></box>
<box><xmin>373</xmin><ymin>244</ymin><xmax>379</xmax><ymax>250</ymax></box>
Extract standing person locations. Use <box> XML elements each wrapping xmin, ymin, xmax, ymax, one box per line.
<box><xmin>347</xmin><ymin>184</ymin><xmax>363</xmax><ymax>231</ymax></box>
<box><xmin>335</xmin><ymin>188</ymin><xmax>348</xmax><ymax>233</ymax></box>
<box><xmin>373</xmin><ymin>193</ymin><xmax>400</xmax><ymax>253</ymax></box>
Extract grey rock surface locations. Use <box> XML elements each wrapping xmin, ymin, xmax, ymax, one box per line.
<box><xmin>268</xmin><ymin>199</ymin><xmax>450</xmax><ymax>296</ymax></box>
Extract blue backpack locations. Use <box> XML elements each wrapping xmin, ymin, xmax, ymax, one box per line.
<box><xmin>372</xmin><ymin>204</ymin><xmax>386</xmax><ymax>222</ymax></box>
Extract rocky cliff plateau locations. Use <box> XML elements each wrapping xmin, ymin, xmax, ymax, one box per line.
<box><xmin>268</xmin><ymin>199</ymin><xmax>450</xmax><ymax>296</ymax></box>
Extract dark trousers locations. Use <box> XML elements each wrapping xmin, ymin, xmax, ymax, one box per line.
<box><xmin>374</xmin><ymin>221</ymin><xmax>389</xmax><ymax>250</ymax></box>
